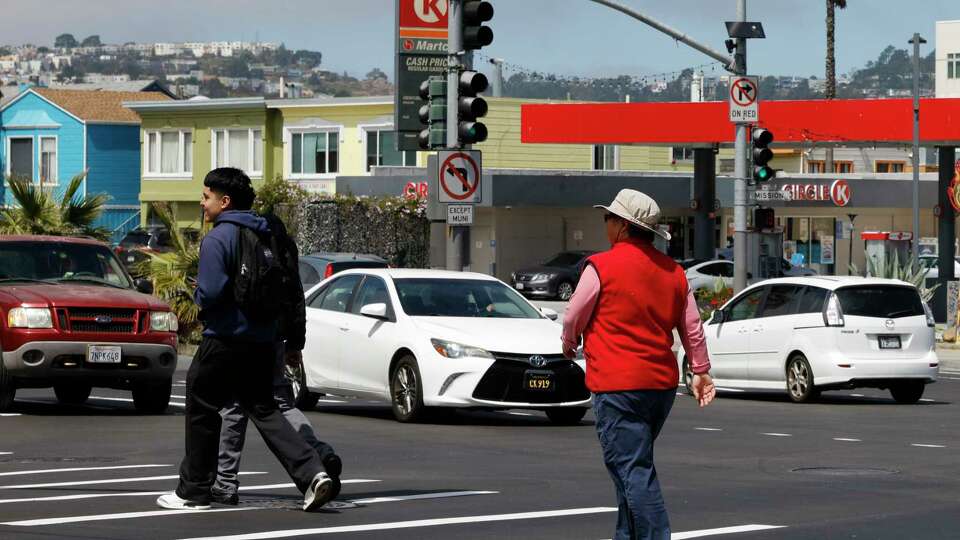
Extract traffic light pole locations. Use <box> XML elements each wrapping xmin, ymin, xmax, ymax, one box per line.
<box><xmin>446</xmin><ymin>0</ymin><xmax>467</xmax><ymax>272</ymax></box>
<box><xmin>732</xmin><ymin>0</ymin><xmax>749</xmax><ymax>293</ymax></box>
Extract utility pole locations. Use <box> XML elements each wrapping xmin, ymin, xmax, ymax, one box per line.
<box><xmin>909</xmin><ymin>32</ymin><xmax>926</xmax><ymax>258</ymax></box>
<box><xmin>732</xmin><ymin>0</ymin><xmax>749</xmax><ymax>292</ymax></box>
<box><xmin>446</xmin><ymin>0</ymin><xmax>466</xmax><ymax>271</ymax></box>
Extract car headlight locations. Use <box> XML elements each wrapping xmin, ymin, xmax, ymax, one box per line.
<box><xmin>150</xmin><ymin>311</ymin><xmax>179</xmax><ymax>332</ymax></box>
<box><xmin>431</xmin><ymin>338</ymin><xmax>494</xmax><ymax>359</ymax></box>
<box><xmin>510</xmin><ymin>272</ymin><xmax>517</xmax><ymax>282</ymax></box>
<box><xmin>7</xmin><ymin>307</ymin><xmax>54</xmax><ymax>329</ymax></box>
<box><xmin>532</xmin><ymin>273</ymin><xmax>554</xmax><ymax>281</ymax></box>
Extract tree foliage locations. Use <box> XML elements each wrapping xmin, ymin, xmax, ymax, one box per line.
<box><xmin>0</xmin><ymin>172</ymin><xmax>110</xmax><ymax>240</ymax></box>
<box><xmin>81</xmin><ymin>35</ymin><xmax>102</xmax><ymax>47</ymax></box>
<box><xmin>54</xmin><ymin>33</ymin><xmax>78</xmax><ymax>48</ymax></box>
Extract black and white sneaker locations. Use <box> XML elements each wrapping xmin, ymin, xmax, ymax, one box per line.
<box><xmin>323</xmin><ymin>454</ymin><xmax>343</xmax><ymax>501</ymax></box>
<box><xmin>302</xmin><ymin>472</ymin><xmax>333</xmax><ymax>511</ymax></box>
<box><xmin>156</xmin><ymin>493</ymin><xmax>211</xmax><ymax>510</ymax></box>
<box><xmin>210</xmin><ymin>487</ymin><xmax>239</xmax><ymax>506</ymax></box>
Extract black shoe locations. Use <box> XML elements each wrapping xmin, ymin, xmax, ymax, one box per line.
<box><xmin>323</xmin><ymin>453</ymin><xmax>342</xmax><ymax>500</ymax></box>
<box><xmin>210</xmin><ymin>488</ymin><xmax>239</xmax><ymax>506</ymax></box>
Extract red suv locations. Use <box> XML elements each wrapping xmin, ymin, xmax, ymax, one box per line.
<box><xmin>0</xmin><ymin>236</ymin><xmax>178</xmax><ymax>413</ymax></box>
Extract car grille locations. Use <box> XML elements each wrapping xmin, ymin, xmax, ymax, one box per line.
<box><xmin>472</xmin><ymin>357</ymin><xmax>590</xmax><ymax>404</ymax></box>
<box><xmin>59</xmin><ymin>308</ymin><xmax>141</xmax><ymax>334</ymax></box>
<box><xmin>517</xmin><ymin>275</ymin><xmax>533</xmax><ymax>282</ymax></box>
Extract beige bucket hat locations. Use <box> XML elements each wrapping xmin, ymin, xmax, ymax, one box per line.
<box><xmin>594</xmin><ymin>189</ymin><xmax>671</xmax><ymax>241</ymax></box>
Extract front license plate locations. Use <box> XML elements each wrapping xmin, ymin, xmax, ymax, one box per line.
<box><xmin>516</xmin><ymin>283</ymin><xmax>524</xmax><ymax>290</ymax></box>
<box><xmin>87</xmin><ymin>345</ymin><xmax>122</xmax><ymax>364</ymax></box>
<box><xmin>126</xmin><ymin>256</ymin><xmax>135</xmax><ymax>263</ymax></box>
<box><xmin>879</xmin><ymin>336</ymin><xmax>902</xmax><ymax>350</ymax></box>
<box><xmin>524</xmin><ymin>370</ymin><xmax>555</xmax><ymax>392</ymax></box>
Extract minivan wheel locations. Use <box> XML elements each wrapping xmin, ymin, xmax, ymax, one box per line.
<box><xmin>557</xmin><ymin>281</ymin><xmax>574</xmax><ymax>301</ymax></box>
<box><xmin>132</xmin><ymin>378</ymin><xmax>171</xmax><ymax>414</ymax></box>
<box><xmin>786</xmin><ymin>355</ymin><xmax>819</xmax><ymax>403</ymax></box>
<box><xmin>286</xmin><ymin>364</ymin><xmax>320</xmax><ymax>410</ymax></box>
<box><xmin>0</xmin><ymin>363</ymin><xmax>15</xmax><ymax>412</ymax></box>
<box><xmin>54</xmin><ymin>384</ymin><xmax>92</xmax><ymax>405</ymax></box>
<box><xmin>391</xmin><ymin>356</ymin><xmax>427</xmax><ymax>423</ymax></box>
<box><xmin>681</xmin><ymin>359</ymin><xmax>694</xmax><ymax>395</ymax></box>
<box><xmin>890</xmin><ymin>381</ymin><xmax>925</xmax><ymax>404</ymax></box>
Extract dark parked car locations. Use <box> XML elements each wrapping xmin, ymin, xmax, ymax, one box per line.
<box><xmin>511</xmin><ymin>251</ymin><xmax>597</xmax><ymax>301</ymax></box>
<box><xmin>115</xmin><ymin>227</ymin><xmax>198</xmax><ymax>276</ymax></box>
<box><xmin>298</xmin><ymin>252</ymin><xmax>390</xmax><ymax>290</ymax></box>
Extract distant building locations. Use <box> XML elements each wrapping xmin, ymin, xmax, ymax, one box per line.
<box><xmin>936</xmin><ymin>20</ymin><xmax>960</xmax><ymax>98</ymax></box>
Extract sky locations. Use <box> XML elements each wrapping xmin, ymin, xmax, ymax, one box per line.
<box><xmin>3</xmin><ymin>0</ymin><xmax>959</xmax><ymax>82</ymax></box>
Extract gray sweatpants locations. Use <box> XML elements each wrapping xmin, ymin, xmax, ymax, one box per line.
<box><xmin>214</xmin><ymin>347</ymin><xmax>335</xmax><ymax>496</ymax></box>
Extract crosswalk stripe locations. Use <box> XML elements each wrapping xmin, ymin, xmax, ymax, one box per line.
<box><xmin>0</xmin><ymin>479</ymin><xmax>380</xmax><ymax>505</ymax></box>
<box><xmin>0</xmin><ymin>464</ymin><xmax>169</xmax><ymax>477</ymax></box>
<box><xmin>350</xmin><ymin>490</ymin><xmax>497</xmax><ymax>504</ymax></box>
<box><xmin>89</xmin><ymin>396</ymin><xmax>186</xmax><ymax>408</ymax></box>
<box><xmin>0</xmin><ymin>414</ymin><xmax>21</xmax><ymax>417</ymax></box>
<box><xmin>672</xmin><ymin>524</ymin><xmax>787</xmax><ymax>539</ymax></box>
<box><xmin>0</xmin><ymin>471</ymin><xmax>266</xmax><ymax>490</ymax></box>
<box><xmin>2</xmin><ymin>507</ymin><xmax>258</xmax><ymax>526</ymax></box>
<box><xmin>177</xmin><ymin>507</ymin><xmax>620</xmax><ymax>540</ymax></box>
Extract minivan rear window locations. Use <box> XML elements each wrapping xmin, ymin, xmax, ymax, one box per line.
<box><xmin>835</xmin><ymin>286</ymin><xmax>924</xmax><ymax>319</ymax></box>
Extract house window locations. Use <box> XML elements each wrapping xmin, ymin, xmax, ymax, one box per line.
<box><xmin>672</xmin><ymin>146</ymin><xmax>695</xmax><ymax>162</ymax></box>
<box><xmin>8</xmin><ymin>137</ymin><xmax>33</xmax><ymax>180</ymax></box>
<box><xmin>949</xmin><ymin>53</ymin><xmax>960</xmax><ymax>79</ymax></box>
<box><xmin>593</xmin><ymin>145</ymin><xmax>617</xmax><ymax>171</ymax></box>
<box><xmin>876</xmin><ymin>161</ymin><xmax>905</xmax><ymax>173</ymax></box>
<box><xmin>807</xmin><ymin>160</ymin><xmax>825</xmax><ymax>173</ymax></box>
<box><xmin>807</xmin><ymin>160</ymin><xmax>853</xmax><ymax>173</ymax></box>
<box><xmin>40</xmin><ymin>137</ymin><xmax>57</xmax><ymax>184</ymax></box>
<box><xmin>291</xmin><ymin>130</ymin><xmax>339</xmax><ymax>176</ymax></box>
<box><xmin>365</xmin><ymin>128</ymin><xmax>416</xmax><ymax>172</ymax></box>
<box><xmin>212</xmin><ymin>128</ymin><xmax>263</xmax><ymax>176</ymax></box>
<box><xmin>145</xmin><ymin>130</ymin><xmax>192</xmax><ymax>176</ymax></box>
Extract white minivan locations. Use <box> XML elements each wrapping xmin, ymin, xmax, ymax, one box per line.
<box><xmin>678</xmin><ymin>277</ymin><xmax>939</xmax><ymax>403</ymax></box>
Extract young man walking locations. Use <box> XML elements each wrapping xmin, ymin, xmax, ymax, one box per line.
<box><xmin>562</xmin><ymin>189</ymin><xmax>716</xmax><ymax>540</ymax></box>
<box><xmin>157</xmin><ymin>167</ymin><xmax>333</xmax><ymax>511</ymax></box>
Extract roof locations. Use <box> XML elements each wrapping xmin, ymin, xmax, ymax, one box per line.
<box><xmin>124</xmin><ymin>96</ymin><xmax>264</xmax><ymax>113</ymax></box>
<box><xmin>30</xmin><ymin>88</ymin><xmax>172</xmax><ymax>123</ymax></box>
<box><xmin>47</xmin><ymin>79</ymin><xmax>176</xmax><ymax>98</ymax></box>
<box><xmin>266</xmin><ymin>95</ymin><xmax>392</xmax><ymax>108</ymax></box>
<box><xmin>0</xmin><ymin>235</ymin><xmax>107</xmax><ymax>247</ymax></box>
<box><xmin>745</xmin><ymin>276</ymin><xmax>917</xmax><ymax>291</ymax></box>
<box><xmin>337</xmin><ymin>268</ymin><xmax>500</xmax><ymax>281</ymax></box>
<box><xmin>303</xmin><ymin>252</ymin><xmax>387</xmax><ymax>263</ymax></box>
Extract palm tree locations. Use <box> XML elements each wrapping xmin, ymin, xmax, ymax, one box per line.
<box><xmin>137</xmin><ymin>202</ymin><xmax>203</xmax><ymax>343</ymax></box>
<box><xmin>0</xmin><ymin>172</ymin><xmax>110</xmax><ymax>239</ymax></box>
<box><xmin>824</xmin><ymin>0</ymin><xmax>848</xmax><ymax>172</ymax></box>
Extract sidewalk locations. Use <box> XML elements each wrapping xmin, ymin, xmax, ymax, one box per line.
<box><xmin>936</xmin><ymin>344</ymin><xmax>960</xmax><ymax>371</ymax></box>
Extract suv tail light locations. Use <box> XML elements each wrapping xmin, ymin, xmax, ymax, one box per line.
<box><xmin>823</xmin><ymin>292</ymin><xmax>845</xmax><ymax>327</ymax></box>
<box><xmin>923</xmin><ymin>302</ymin><xmax>936</xmax><ymax>328</ymax></box>
<box><xmin>324</xmin><ymin>264</ymin><xmax>335</xmax><ymax>279</ymax></box>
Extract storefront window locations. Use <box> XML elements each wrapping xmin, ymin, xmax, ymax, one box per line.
<box><xmin>783</xmin><ymin>216</ymin><xmax>836</xmax><ymax>275</ymax></box>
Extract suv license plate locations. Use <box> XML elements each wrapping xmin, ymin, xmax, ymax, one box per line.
<box><xmin>516</xmin><ymin>283</ymin><xmax>524</xmax><ymax>290</ymax></box>
<box><xmin>879</xmin><ymin>336</ymin><xmax>902</xmax><ymax>350</ymax></box>
<box><xmin>524</xmin><ymin>370</ymin><xmax>555</xmax><ymax>392</ymax></box>
<box><xmin>87</xmin><ymin>345</ymin><xmax>122</xmax><ymax>364</ymax></box>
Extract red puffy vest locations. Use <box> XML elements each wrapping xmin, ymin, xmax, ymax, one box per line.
<box><xmin>583</xmin><ymin>240</ymin><xmax>687</xmax><ymax>392</ymax></box>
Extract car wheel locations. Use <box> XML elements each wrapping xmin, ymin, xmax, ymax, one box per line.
<box><xmin>681</xmin><ymin>358</ymin><xmax>694</xmax><ymax>395</ymax></box>
<box><xmin>557</xmin><ymin>281</ymin><xmax>574</xmax><ymax>301</ymax></box>
<box><xmin>391</xmin><ymin>356</ymin><xmax>426</xmax><ymax>423</ymax></box>
<box><xmin>0</xmin><ymin>363</ymin><xmax>15</xmax><ymax>412</ymax></box>
<box><xmin>786</xmin><ymin>354</ymin><xmax>819</xmax><ymax>403</ymax></box>
<box><xmin>54</xmin><ymin>384</ymin><xmax>92</xmax><ymax>405</ymax></box>
<box><xmin>889</xmin><ymin>381</ymin><xmax>925</xmax><ymax>404</ymax></box>
<box><xmin>286</xmin><ymin>364</ymin><xmax>320</xmax><ymax>410</ymax></box>
<box><xmin>546</xmin><ymin>407</ymin><xmax>588</xmax><ymax>425</ymax></box>
<box><xmin>132</xmin><ymin>378</ymin><xmax>172</xmax><ymax>414</ymax></box>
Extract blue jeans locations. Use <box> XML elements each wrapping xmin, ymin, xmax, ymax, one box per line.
<box><xmin>592</xmin><ymin>389</ymin><xmax>676</xmax><ymax>540</ymax></box>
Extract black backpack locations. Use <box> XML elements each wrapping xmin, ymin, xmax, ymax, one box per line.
<box><xmin>233</xmin><ymin>215</ymin><xmax>297</xmax><ymax>322</ymax></box>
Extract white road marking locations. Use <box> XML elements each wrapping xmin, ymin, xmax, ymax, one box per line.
<box><xmin>694</xmin><ymin>427</ymin><xmax>723</xmax><ymax>432</ymax></box>
<box><xmin>177</xmin><ymin>507</ymin><xmax>620</xmax><ymax>540</ymax></box>
<box><xmin>171</xmin><ymin>395</ymin><xmax>187</xmax><ymax>399</ymax></box>
<box><xmin>173</xmin><ymin>383</ymin><xmax>186</xmax><ymax>387</ymax></box>
<box><xmin>850</xmin><ymin>394</ymin><xmax>865</xmax><ymax>397</ymax></box>
<box><xmin>912</xmin><ymin>443</ymin><xmax>946</xmax><ymax>448</ymax></box>
<box><xmin>508</xmin><ymin>412</ymin><xmax>534</xmax><ymax>417</ymax></box>
<box><xmin>943</xmin><ymin>377</ymin><xmax>960</xmax><ymax>381</ymax></box>
<box><xmin>89</xmin><ymin>396</ymin><xmax>186</xmax><ymax>408</ymax></box>
<box><xmin>0</xmin><ymin>414</ymin><xmax>20</xmax><ymax>417</ymax></box>
<box><xmin>177</xmin><ymin>380</ymin><xmax>187</xmax><ymax>383</ymax></box>
<box><xmin>0</xmin><ymin>452</ymin><xmax>11</xmax><ymax>455</ymax></box>
<box><xmin>0</xmin><ymin>471</ymin><xmax>266</xmax><ymax>490</ymax></box>
<box><xmin>351</xmin><ymin>490</ymin><xmax>497</xmax><ymax>504</ymax></box>
<box><xmin>0</xmin><ymin>464</ymin><xmax>169</xmax><ymax>477</ymax></box>
<box><xmin>761</xmin><ymin>433</ymin><xmax>792</xmax><ymax>437</ymax></box>
<box><xmin>0</xmin><ymin>479</ymin><xmax>380</xmax><ymax>505</ymax></box>
<box><xmin>919</xmin><ymin>398</ymin><xmax>935</xmax><ymax>402</ymax></box>
<box><xmin>672</xmin><ymin>524</ymin><xmax>787</xmax><ymax>539</ymax></box>
<box><xmin>315</xmin><ymin>399</ymin><xmax>347</xmax><ymax>404</ymax></box>
<box><xmin>3</xmin><ymin>507</ymin><xmax>258</xmax><ymax>526</ymax></box>
<box><xmin>833</xmin><ymin>438</ymin><xmax>861</xmax><ymax>442</ymax></box>
<box><xmin>715</xmin><ymin>387</ymin><xmax>745</xmax><ymax>393</ymax></box>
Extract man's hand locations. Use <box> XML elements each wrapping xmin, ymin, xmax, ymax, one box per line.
<box><xmin>284</xmin><ymin>350</ymin><xmax>303</xmax><ymax>367</ymax></box>
<box><xmin>690</xmin><ymin>373</ymin><xmax>716</xmax><ymax>408</ymax></box>
<box><xmin>562</xmin><ymin>345</ymin><xmax>577</xmax><ymax>359</ymax></box>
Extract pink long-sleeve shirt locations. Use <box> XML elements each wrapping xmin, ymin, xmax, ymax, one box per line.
<box><xmin>561</xmin><ymin>265</ymin><xmax>712</xmax><ymax>374</ymax></box>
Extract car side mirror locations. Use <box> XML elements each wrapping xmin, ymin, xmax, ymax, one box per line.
<box><xmin>710</xmin><ymin>310</ymin><xmax>725</xmax><ymax>325</ymax></box>
<box><xmin>135</xmin><ymin>278</ymin><xmax>154</xmax><ymax>295</ymax></box>
<box><xmin>360</xmin><ymin>303</ymin><xmax>389</xmax><ymax>320</ymax></box>
<box><xmin>541</xmin><ymin>307</ymin><xmax>559</xmax><ymax>321</ymax></box>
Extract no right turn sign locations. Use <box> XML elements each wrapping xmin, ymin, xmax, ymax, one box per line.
<box><xmin>729</xmin><ymin>76</ymin><xmax>759</xmax><ymax>123</ymax></box>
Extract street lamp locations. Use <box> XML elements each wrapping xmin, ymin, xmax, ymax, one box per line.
<box><xmin>848</xmin><ymin>213</ymin><xmax>857</xmax><ymax>275</ymax></box>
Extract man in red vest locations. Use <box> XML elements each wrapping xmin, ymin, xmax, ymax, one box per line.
<box><xmin>562</xmin><ymin>189</ymin><xmax>715</xmax><ymax>540</ymax></box>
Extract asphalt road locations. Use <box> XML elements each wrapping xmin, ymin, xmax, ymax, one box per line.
<box><xmin>0</xmin><ymin>356</ymin><xmax>958</xmax><ymax>540</ymax></box>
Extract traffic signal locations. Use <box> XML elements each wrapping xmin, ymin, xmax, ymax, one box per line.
<box><xmin>754</xmin><ymin>207</ymin><xmax>775</xmax><ymax>230</ymax></box>
<box><xmin>457</xmin><ymin>70</ymin><xmax>489</xmax><ymax>145</ymax></box>
<box><xmin>752</xmin><ymin>128</ymin><xmax>775</xmax><ymax>182</ymax></box>
<box><xmin>462</xmin><ymin>1</ymin><xmax>494</xmax><ymax>51</ymax></box>
<box><xmin>417</xmin><ymin>76</ymin><xmax>447</xmax><ymax>150</ymax></box>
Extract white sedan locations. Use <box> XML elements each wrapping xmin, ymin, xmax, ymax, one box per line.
<box><xmin>685</xmin><ymin>260</ymin><xmax>734</xmax><ymax>291</ymax></box>
<box><xmin>293</xmin><ymin>269</ymin><xmax>591</xmax><ymax>423</ymax></box>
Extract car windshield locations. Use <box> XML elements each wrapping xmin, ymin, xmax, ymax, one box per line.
<box><xmin>835</xmin><ymin>285</ymin><xmax>924</xmax><ymax>319</ymax></box>
<box><xmin>544</xmin><ymin>252</ymin><xmax>584</xmax><ymax>267</ymax></box>
<box><xmin>394</xmin><ymin>278</ymin><xmax>543</xmax><ymax>318</ymax></box>
<box><xmin>119</xmin><ymin>232</ymin><xmax>151</xmax><ymax>248</ymax></box>
<box><xmin>0</xmin><ymin>242</ymin><xmax>132</xmax><ymax>289</ymax></box>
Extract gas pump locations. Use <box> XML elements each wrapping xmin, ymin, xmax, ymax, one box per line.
<box><xmin>860</xmin><ymin>231</ymin><xmax>913</xmax><ymax>275</ymax></box>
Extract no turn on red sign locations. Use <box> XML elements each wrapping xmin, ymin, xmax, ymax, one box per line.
<box><xmin>729</xmin><ymin>75</ymin><xmax>759</xmax><ymax>123</ymax></box>
<box><xmin>438</xmin><ymin>150</ymin><xmax>482</xmax><ymax>203</ymax></box>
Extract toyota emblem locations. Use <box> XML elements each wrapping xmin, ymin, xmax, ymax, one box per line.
<box><xmin>884</xmin><ymin>319</ymin><xmax>895</xmax><ymax>329</ymax></box>
<box><xmin>529</xmin><ymin>355</ymin><xmax>547</xmax><ymax>368</ymax></box>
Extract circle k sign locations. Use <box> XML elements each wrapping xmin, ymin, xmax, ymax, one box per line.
<box><xmin>830</xmin><ymin>179</ymin><xmax>851</xmax><ymax>207</ymax></box>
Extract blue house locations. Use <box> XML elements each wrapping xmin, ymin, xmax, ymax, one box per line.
<box><xmin>0</xmin><ymin>87</ymin><xmax>172</xmax><ymax>241</ymax></box>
